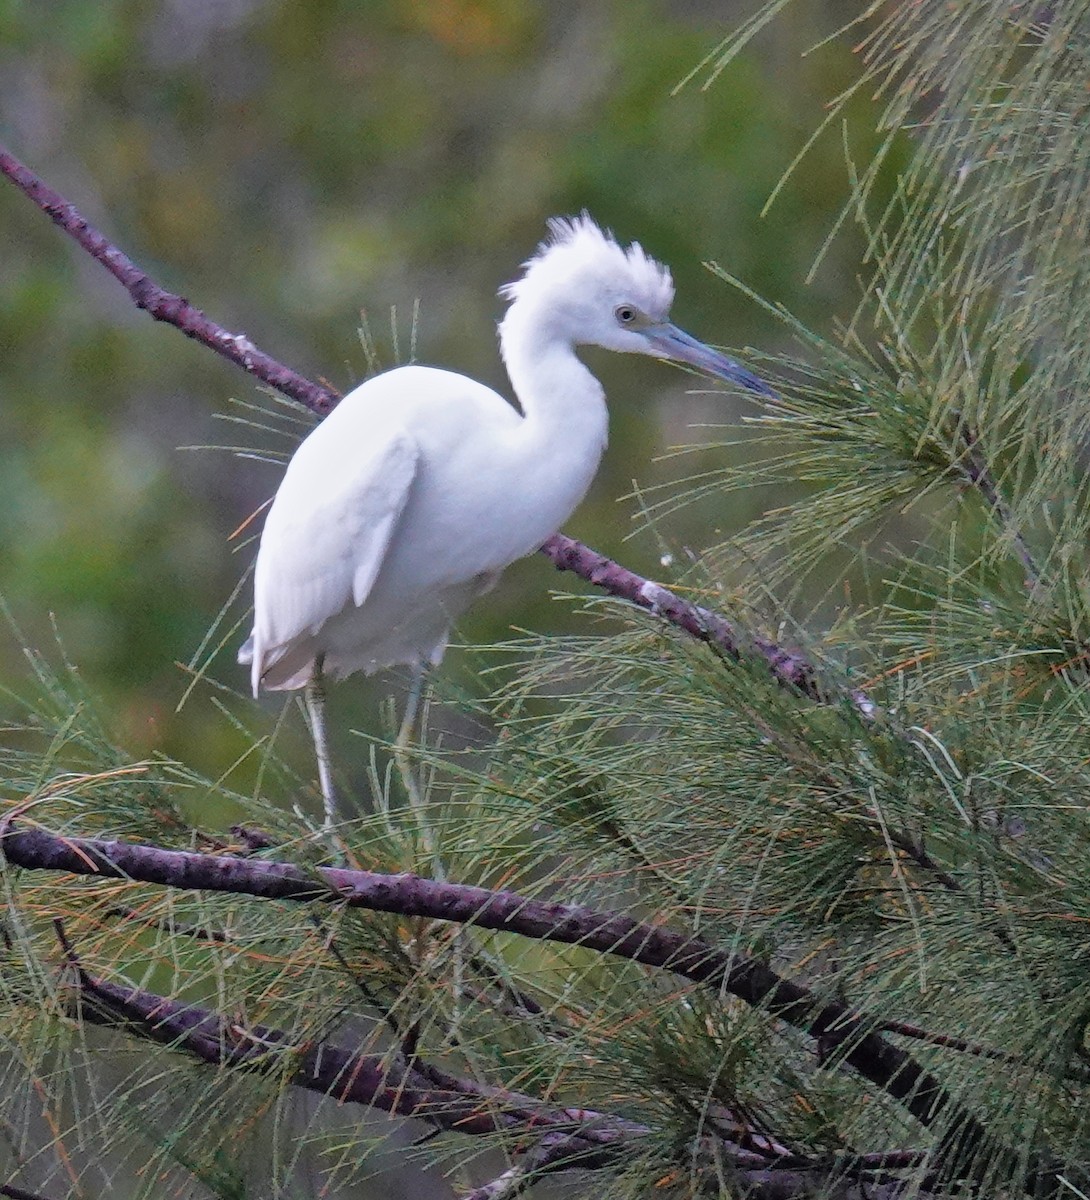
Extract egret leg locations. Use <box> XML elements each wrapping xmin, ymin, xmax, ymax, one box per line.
<box><xmin>395</xmin><ymin>663</ymin><xmax>443</xmax><ymax>877</ymax></box>
<box><xmin>304</xmin><ymin>653</ymin><xmax>340</xmax><ymax>835</ymax></box>
<box><xmin>395</xmin><ymin>663</ymin><xmax>461</xmax><ymax>1042</ymax></box>
<box><xmin>396</xmin><ymin>663</ymin><xmax>427</xmax><ymax>763</ymax></box>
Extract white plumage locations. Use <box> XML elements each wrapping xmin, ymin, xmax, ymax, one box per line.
<box><xmin>240</xmin><ymin>215</ymin><xmax>767</xmax><ymax>698</ymax></box>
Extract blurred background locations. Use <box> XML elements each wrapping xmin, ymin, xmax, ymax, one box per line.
<box><xmin>0</xmin><ymin>0</ymin><xmax>886</xmax><ymax>796</ymax></box>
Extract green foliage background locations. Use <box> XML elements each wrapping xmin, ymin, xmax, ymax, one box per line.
<box><xmin>0</xmin><ymin>0</ymin><xmax>880</xmax><ymax>792</ymax></box>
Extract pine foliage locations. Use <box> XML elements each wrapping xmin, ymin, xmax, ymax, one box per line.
<box><xmin>5</xmin><ymin>3</ymin><xmax>1090</xmax><ymax>1198</ymax></box>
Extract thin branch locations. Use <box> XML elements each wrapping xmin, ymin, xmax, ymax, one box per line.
<box><xmin>0</xmin><ymin>142</ymin><xmax>863</xmax><ymax>713</ymax></box>
<box><xmin>461</xmin><ymin>1135</ymin><xmax>933</xmax><ymax>1200</ymax></box>
<box><xmin>539</xmin><ymin>534</ymin><xmax>876</xmax><ymax>717</ymax></box>
<box><xmin>460</xmin><ymin>1131</ymin><xmax>621</xmax><ymax>1200</ymax></box>
<box><xmin>306</xmin><ymin>912</ymin><xmax>430</xmax><ymax>1061</ymax></box>
<box><xmin>101</xmin><ymin>902</ymin><xmax>231</xmax><ymax>943</ymax></box>
<box><xmin>461</xmin><ymin>1156</ymin><xmax>540</xmax><ymax>1200</ymax></box>
<box><xmin>878</xmin><ymin>1017</ymin><xmax>1018</xmax><ymax>1063</ymax></box>
<box><xmin>955</xmin><ymin>421</ymin><xmax>1041</xmax><ymax>589</ymax></box>
<box><xmin>403</xmin><ymin>1053</ymin><xmax>649</xmax><ymax>1150</ymax></box>
<box><xmin>0</xmin><ymin>145</ymin><xmax>337</xmax><ymax>416</ymax></box>
<box><xmin>0</xmin><ymin>824</ymin><xmax>1040</xmax><ymax>1189</ymax></box>
<box><xmin>881</xmin><ymin>824</ymin><xmax>963</xmax><ymax>894</ymax></box>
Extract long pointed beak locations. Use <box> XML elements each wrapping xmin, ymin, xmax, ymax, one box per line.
<box><xmin>644</xmin><ymin>323</ymin><xmax>774</xmax><ymax>397</ymax></box>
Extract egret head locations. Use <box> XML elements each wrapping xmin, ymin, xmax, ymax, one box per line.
<box><xmin>500</xmin><ymin>214</ymin><xmax>771</xmax><ymax>396</ymax></box>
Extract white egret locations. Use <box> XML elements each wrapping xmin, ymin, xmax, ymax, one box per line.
<box><xmin>239</xmin><ymin>214</ymin><xmax>769</xmax><ymax>832</ymax></box>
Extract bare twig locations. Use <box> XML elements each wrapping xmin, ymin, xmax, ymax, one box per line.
<box><xmin>539</xmin><ymin>534</ymin><xmax>876</xmax><ymax>716</ymax></box>
<box><xmin>305</xmin><ymin>911</ymin><xmax>428</xmax><ymax>1054</ymax></box>
<box><xmin>0</xmin><ymin>145</ymin><xmax>337</xmax><ymax>415</ymax></box>
<box><xmin>881</xmin><ymin>824</ymin><xmax>963</xmax><ymax>893</ymax></box>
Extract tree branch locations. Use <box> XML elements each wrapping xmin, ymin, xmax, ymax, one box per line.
<box><xmin>0</xmin><ymin>824</ymin><xmax>1041</xmax><ymax>1189</ymax></box>
<box><xmin>1</xmin><ymin>1186</ymin><xmax>58</xmax><ymax>1200</ymax></box>
<box><xmin>877</xmin><ymin>1016</ymin><xmax>1018</xmax><ymax>1063</ymax></box>
<box><xmin>69</xmin><ymin>959</ymin><xmax>568</xmax><ymax>1139</ymax></box>
<box><xmin>460</xmin><ymin>1131</ymin><xmax>621</xmax><ymax>1200</ymax></box>
<box><xmin>61</xmin><ymin>951</ymin><xmax>683</xmax><ymax>1186</ymax></box>
<box><xmin>60</xmin><ymin>947</ymin><xmax>936</xmax><ymax>1200</ymax></box>
<box><xmin>0</xmin><ymin>146</ymin><xmax>337</xmax><ymax>416</ymax></box>
<box><xmin>538</xmin><ymin>533</ymin><xmax>876</xmax><ymax>715</ymax></box>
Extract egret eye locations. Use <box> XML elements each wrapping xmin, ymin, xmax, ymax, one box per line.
<box><xmin>615</xmin><ymin>304</ymin><xmax>638</xmax><ymax>326</ymax></box>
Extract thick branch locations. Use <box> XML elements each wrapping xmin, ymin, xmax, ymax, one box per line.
<box><xmin>66</xmin><ymin>957</ymin><xmax>935</xmax><ymax>1200</ymax></box>
<box><xmin>1</xmin><ymin>825</ymin><xmax>1026</xmax><ymax>1185</ymax></box>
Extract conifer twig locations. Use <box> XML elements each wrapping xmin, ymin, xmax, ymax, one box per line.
<box><xmin>955</xmin><ymin>421</ymin><xmax>1041</xmax><ymax>589</ymax></box>
<box><xmin>539</xmin><ymin>533</ymin><xmax>876</xmax><ymax>715</ymax></box>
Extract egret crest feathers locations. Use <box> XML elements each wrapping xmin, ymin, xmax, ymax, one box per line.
<box><xmin>499</xmin><ymin>213</ymin><xmax>675</xmax><ymax>318</ymax></box>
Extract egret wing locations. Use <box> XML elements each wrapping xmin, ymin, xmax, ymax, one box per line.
<box><xmin>250</xmin><ymin>423</ymin><xmax>419</xmax><ymax>693</ymax></box>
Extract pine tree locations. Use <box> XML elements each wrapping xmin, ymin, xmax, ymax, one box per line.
<box><xmin>2</xmin><ymin>3</ymin><xmax>1090</xmax><ymax>1196</ymax></box>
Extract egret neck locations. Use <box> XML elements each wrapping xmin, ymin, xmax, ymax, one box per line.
<box><xmin>497</xmin><ymin>299</ymin><xmax>609</xmax><ymax>539</ymax></box>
